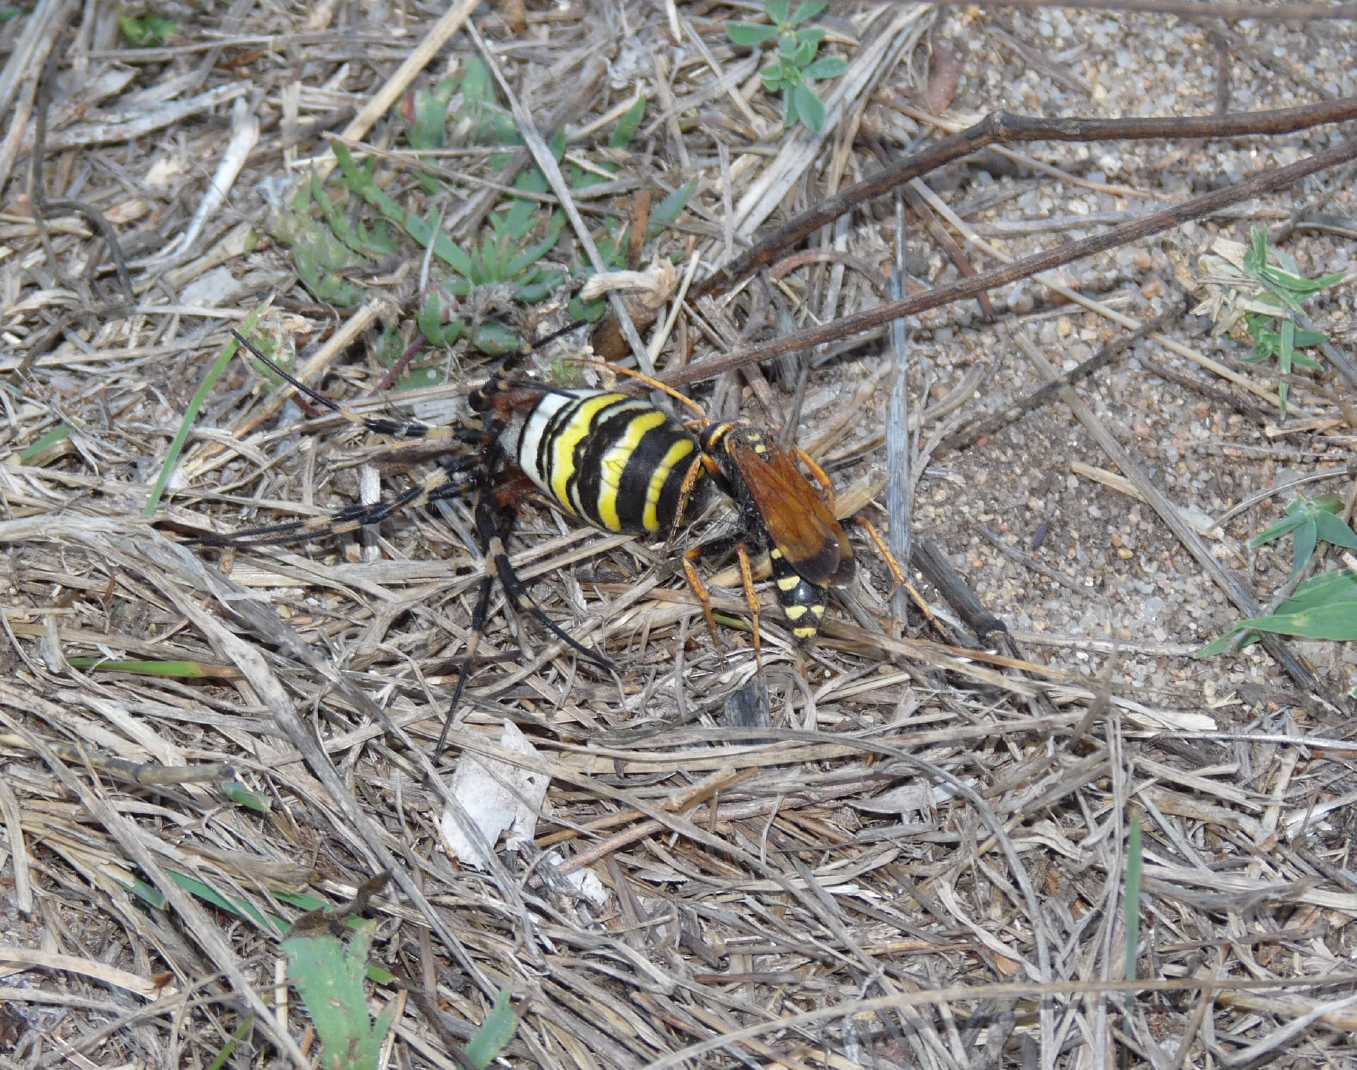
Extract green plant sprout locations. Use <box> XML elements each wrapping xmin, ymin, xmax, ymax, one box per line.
<box><xmin>118</xmin><ymin>11</ymin><xmax>176</xmax><ymax>45</ymax></box>
<box><xmin>727</xmin><ymin>1</ymin><xmax>848</xmax><ymax>132</ymax></box>
<box><xmin>1198</xmin><ymin>496</ymin><xmax>1357</xmax><ymax>657</ymax></box>
<box><xmin>268</xmin><ymin>58</ymin><xmax>690</xmax><ymax>382</ymax></box>
<box><xmin>282</xmin><ymin>922</ymin><xmax>399</xmax><ymax>1070</ymax></box>
<box><xmin>1239</xmin><ymin>227</ymin><xmax>1344</xmax><ymax>415</ymax></box>
<box><xmin>1250</xmin><ymin>495</ymin><xmax>1357</xmax><ymax>584</ymax></box>
<box><xmin>1194</xmin><ymin>228</ymin><xmax>1345</xmax><ymax>416</ymax></box>
<box><xmin>1198</xmin><ymin>568</ymin><xmax>1357</xmax><ymax>656</ymax></box>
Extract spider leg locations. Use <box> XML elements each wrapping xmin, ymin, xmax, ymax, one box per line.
<box><xmin>433</xmin><ymin>468</ymin><xmax>615</xmax><ymax>759</ymax></box>
<box><xmin>194</xmin><ymin>453</ymin><xmax>482</xmax><ymax>549</ymax></box>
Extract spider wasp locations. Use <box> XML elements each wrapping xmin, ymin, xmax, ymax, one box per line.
<box><xmin>209</xmin><ymin>329</ymin><xmax>882</xmax><ymax>739</ymax></box>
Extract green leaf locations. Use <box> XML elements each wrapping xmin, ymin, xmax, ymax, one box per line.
<box><xmin>1289</xmin><ymin>517</ymin><xmax>1318</xmax><ymax>582</ymax></box>
<box><xmin>144</xmin><ymin>311</ymin><xmax>263</xmax><ymax>517</ymax></box>
<box><xmin>727</xmin><ymin>22</ymin><xmax>779</xmax><ymax>46</ymax></box>
<box><xmin>65</xmin><ymin>657</ymin><xmax>225</xmax><ymax>679</ymax></box>
<box><xmin>791</xmin><ymin>83</ymin><xmax>825</xmax><ymax>131</ymax></box>
<box><xmin>283</xmin><ymin>922</ymin><xmax>393</xmax><ymax>1070</ymax></box>
<box><xmin>18</xmin><ymin>423</ymin><xmax>73</xmax><ymax>463</ymax></box>
<box><xmin>787</xmin><ymin>36</ymin><xmax>818</xmax><ymax>65</ymax></box>
<box><xmin>609</xmin><ymin>96</ymin><xmax>647</xmax><ymax>148</ymax></box>
<box><xmin>465</xmin><ymin>991</ymin><xmax>518</xmax><ymax>1069</ymax></box>
<box><xmin>118</xmin><ymin>13</ymin><xmax>176</xmax><ymax>46</ymax></box>
<box><xmin>1313</xmin><ymin>510</ymin><xmax>1357</xmax><ymax>551</ymax></box>
<box><xmin>1278</xmin><ymin>568</ymin><xmax>1357</xmax><ymax>614</ymax></box>
<box><xmin>1249</xmin><ymin>510</ymin><xmax>1307</xmax><ymax>548</ymax></box>
<box><xmin>766</xmin><ymin>0</ymin><xmax>792</xmax><ymax>25</ymax></box>
<box><xmin>472</xmin><ymin>321</ymin><xmax>521</xmax><ymax>355</ymax></box>
<box><xmin>461</xmin><ymin>57</ymin><xmax>494</xmax><ymax>106</ymax></box>
<box><xmin>1123</xmin><ymin>812</ymin><xmax>1142</xmax><ymax>982</ymax></box>
<box><xmin>168</xmin><ymin>870</ymin><xmax>282</xmax><ymax>933</ymax></box>
<box><xmin>789</xmin><ymin>0</ymin><xmax>829</xmax><ymax>24</ymax></box>
<box><xmin>1228</xmin><ymin>603</ymin><xmax>1357</xmax><ymax>642</ymax></box>
<box><xmin>205</xmin><ymin>1016</ymin><xmax>254</xmax><ymax>1070</ymax></box>
<box><xmin>503</xmin><ymin>228</ymin><xmax>563</xmax><ymax>280</ymax></box>
<box><xmin>416</xmin><ymin>293</ymin><xmax>464</xmax><ymax>347</ymax></box>
<box><xmin>1244</xmin><ymin>225</ymin><xmax>1269</xmax><ymax>275</ymax></box>
<box><xmin>409</xmin><ymin>77</ymin><xmax>457</xmax><ymax>152</ymax></box>
<box><xmin>651</xmin><ymin>179</ymin><xmax>696</xmax><ymax>228</ymax></box>
<box><xmin>802</xmin><ymin>55</ymin><xmax>847</xmax><ymax>80</ymax></box>
<box><xmin>221</xmin><ymin>780</ymin><xmax>271</xmax><ymax>814</ymax></box>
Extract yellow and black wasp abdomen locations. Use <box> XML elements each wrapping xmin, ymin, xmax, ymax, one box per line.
<box><xmin>484</xmin><ymin>386</ymin><xmax>707</xmax><ymax>538</ymax></box>
<box><xmin>769</xmin><ymin>546</ymin><xmax>828</xmax><ymax>640</ymax></box>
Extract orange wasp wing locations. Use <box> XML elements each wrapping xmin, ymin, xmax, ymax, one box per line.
<box><xmin>727</xmin><ymin>440</ymin><xmax>855</xmax><ymax>587</ymax></box>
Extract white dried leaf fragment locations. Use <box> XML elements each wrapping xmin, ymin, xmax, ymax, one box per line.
<box><xmin>439</xmin><ymin>721</ymin><xmax>548</xmax><ymax>868</ymax></box>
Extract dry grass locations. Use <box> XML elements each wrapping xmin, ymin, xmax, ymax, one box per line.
<box><xmin>3</xmin><ymin>0</ymin><xmax>1357</xmax><ymax>1067</ymax></box>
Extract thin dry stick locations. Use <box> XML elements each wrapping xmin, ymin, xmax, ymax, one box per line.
<box><xmin>668</xmin><ymin>133</ymin><xmax>1357</xmax><ymax>389</ymax></box>
<box><xmin>885</xmin><ymin>198</ymin><xmax>911</xmax><ymax>626</ymax></box>
<box><xmin>1009</xmin><ymin>331</ymin><xmax>1330</xmax><ymax>708</ymax></box>
<box><xmin>694</xmin><ymin>98</ymin><xmax>1357</xmax><ymax>300</ymax></box>
<box><xmin>312</xmin><ymin>0</ymin><xmax>483</xmax><ymax>181</ymax></box>
<box><xmin>948</xmin><ymin>0</ymin><xmax>1357</xmax><ymax>20</ymax></box>
<box><xmin>938</xmin><ymin>296</ymin><xmax>1190</xmax><ymax>455</ymax></box>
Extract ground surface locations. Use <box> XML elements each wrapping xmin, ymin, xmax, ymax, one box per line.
<box><xmin>2</xmin><ymin>0</ymin><xmax>1357</xmax><ymax>1067</ymax></box>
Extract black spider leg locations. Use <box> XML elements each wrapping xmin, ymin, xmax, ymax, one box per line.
<box><xmin>229</xmin><ymin>329</ymin><xmax>440</xmax><ymax>442</ymax></box>
<box><xmin>193</xmin><ymin>452</ymin><xmax>485</xmax><ymax>549</ymax></box>
<box><xmin>433</xmin><ymin>451</ymin><xmax>617</xmax><ymax>758</ymax></box>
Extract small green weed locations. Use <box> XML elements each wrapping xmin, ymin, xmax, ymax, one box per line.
<box><xmin>1239</xmin><ymin>227</ymin><xmax>1344</xmax><ymax>415</ymax></box>
<box><xmin>1250</xmin><ymin>495</ymin><xmax>1357</xmax><ymax>585</ymax></box>
<box><xmin>282</xmin><ymin>922</ymin><xmax>399</xmax><ymax>1070</ymax></box>
<box><xmin>1194</xmin><ymin>228</ymin><xmax>1345</xmax><ymax>415</ymax></box>
<box><xmin>267</xmin><ymin>56</ymin><xmax>691</xmax><ymax>382</ymax></box>
<box><xmin>118</xmin><ymin>11</ymin><xmax>177</xmax><ymax>45</ymax></box>
<box><xmin>465</xmin><ymin>991</ymin><xmax>519</xmax><ymax>1068</ymax></box>
<box><xmin>727</xmin><ymin>1</ymin><xmax>847</xmax><ymax>132</ymax></box>
<box><xmin>1198</xmin><ymin>497</ymin><xmax>1357</xmax><ymax>657</ymax></box>
<box><xmin>1198</xmin><ymin>568</ymin><xmax>1357</xmax><ymax>656</ymax></box>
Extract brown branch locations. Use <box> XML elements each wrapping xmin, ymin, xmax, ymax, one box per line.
<box><xmin>944</xmin><ymin>0</ymin><xmax>1357</xmax><ymax>21</ymax></box>
<box><xmin>667</xmin><ymin>134</ymin><xmax>1357</xmax><ymax>389</ymax></box>
<box><xmin>693</xmin><ymin>98</ymin><xmax>1357</xmax><ymax>301</ymax></box>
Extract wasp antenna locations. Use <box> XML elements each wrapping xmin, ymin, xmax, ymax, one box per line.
<box><xmin>528</xmin><ymin>319</ymin><xmax>591</xmax><ymax>352</ymax></box>
<box><xmin>565</xmin><ymin>357</ymin><xmax>709</xmax><ymax>421</ymax></box>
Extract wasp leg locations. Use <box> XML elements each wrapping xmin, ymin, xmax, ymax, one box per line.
<box><xmin>794</xmin><ymin>447</ymin><xmax>838</xmax><ymax>512</ymax></box>
<box><xmin>735</xmin><ymin>541</ymin><xmax>762</xmax><ymax>665</ymax></box>
<box><xmin>435</xmin><ymin>568</ymin><xmax>495</xmax><ymax>757</ymax></box>
<box><xmin>854</xmin><ymin>515</ymin><xmax>935</xmax><ymax>624</ymax></box>
<box><xmin>680</xmin><ymin>534</ymin><xmax>746</xmax><ymax>649</ymax></box>
<box><xmin>666</xmin><ymin>453</ymin><xmax>713</xmax><ymax>548</ymax></box>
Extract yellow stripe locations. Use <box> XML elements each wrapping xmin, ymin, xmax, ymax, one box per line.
<box><xmin>548</xmin><ymin>394</ymin><xmax>621</xmax><ymax>515</ymax></box>
<box><xmin>642</xmin><ymin>438</ymin><xmax>696</xmax><ymax>533</ymax></box>
<box><xmin>596</xmin><ymin>411</ymin><xmax>667</xmax><ymax>531</ymax></box>
<box><xmin>776</xmin><ymin>574</ymin><xmax>802</xmax><ymax>592</ymax></box>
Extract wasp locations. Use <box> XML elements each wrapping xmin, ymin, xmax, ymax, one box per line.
<box><xmin>208</xmin><ymin>330</ymin><xmax>876</xmax><ymax>735</ymax></box>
